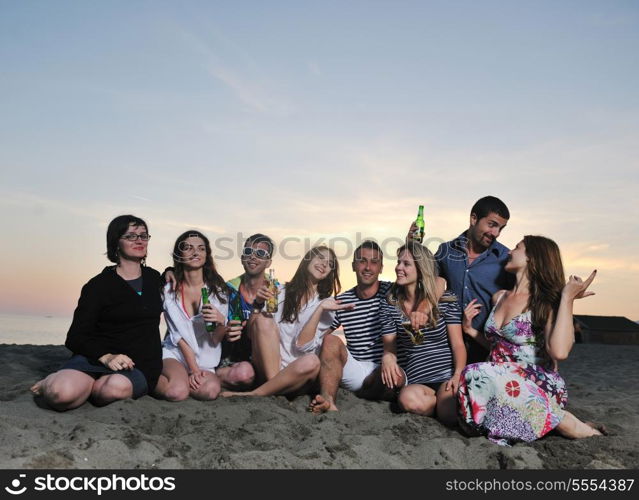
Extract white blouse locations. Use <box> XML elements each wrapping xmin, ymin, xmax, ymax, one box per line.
<box><xmin>162</xmin><ymin>283</ymin><xmax>229</xmax><ymax>372</ymax></box>
<box><xmin>273</xmin><ymin>287</ymin><xmax>335</xmax><ymax>369</ymax></box>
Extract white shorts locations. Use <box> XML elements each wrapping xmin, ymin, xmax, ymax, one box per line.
<box><xmin>162</xmin><ymin>346</ymin><xmax>216</xmax><ymax>373</ymax></box>
<box><xmin>340</xmin><ymin>351</ymin><xmax>379</xmax><ymax>392</ymax></box>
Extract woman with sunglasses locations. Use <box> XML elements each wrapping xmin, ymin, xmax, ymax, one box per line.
<box><xmin>30</xmin><ymin>215</ymin><xmax>163</xmax><ymax>410</ymax></box>
<box><xmin>380</xmin><ymin>241</ymin><xmax>466</xmax><ymax>425</ymax></box>
<box><xmin>154</xmin><ymin>230</ymin><xmax>254</xmax><ymax>401</ymax></box>
<box><xmin>222</xmin><ymin>246</ymin><xmax>353</xmax><ymax>398</ymax></box>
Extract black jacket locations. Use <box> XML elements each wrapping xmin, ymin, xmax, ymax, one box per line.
<box><xmin>65</xmin><ymin>266</ymin><xmax>163</xmax><ymax>391</ymax></box>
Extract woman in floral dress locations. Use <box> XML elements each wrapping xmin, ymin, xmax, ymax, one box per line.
<box><xmin>457</xmin><ymin>235</ymin><xmax>605</xmax><ymax>446</ymax></box>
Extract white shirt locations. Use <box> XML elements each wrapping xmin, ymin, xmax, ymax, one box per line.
<box><xmin>273</xmin><ymin>287</ymin><xmax>335</xmax><ymax>369</ymax></box>
<box><xmin>162</xmin><ymin>283</ymin><xmax>229</xmax><ymax>371</ymax></box>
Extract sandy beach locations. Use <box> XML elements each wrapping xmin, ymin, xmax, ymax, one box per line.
<box><xmin>1</xmin><ymin>343</ymin><xmax>637</xmax><ymax>470</ymax></box>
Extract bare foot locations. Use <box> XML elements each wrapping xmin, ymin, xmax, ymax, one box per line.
<box><xmin>30</xmin><ymin>380</ymin><xmax>44</xmax><ymax>395</ymax></box>
<box><xmin>585</xmin><ymin>421</ymin><xmax>608</xmax><ymax>436</ymax></box>
<box><xmin>309</xmin><ymin>394</ymin><xmax>338</xmax><ymax>414</ymax></box>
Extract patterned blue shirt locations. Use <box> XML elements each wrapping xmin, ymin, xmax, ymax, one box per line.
<box><xmin>435</xmin><ymin>232</ymin><xmax>514</xmax><ymax>330</ymax></box>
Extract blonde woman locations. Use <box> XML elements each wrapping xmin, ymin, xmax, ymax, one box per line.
<box><xmin>381</xmin><ymin>241</ymin><xmax>466</xmax><ymax>425</ymax></box>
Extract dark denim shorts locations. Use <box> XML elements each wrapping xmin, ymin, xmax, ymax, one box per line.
<box><xmin>61</xmin><ymin>355</ymin><xmax>148</xmax><ymax>399</ymax></box>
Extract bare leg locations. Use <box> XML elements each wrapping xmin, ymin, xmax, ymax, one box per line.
<box><xmin>216</xmin><ymin>361</ymin><xmax>255</xmax><ymax>390</ymax></box>
<box><xmin>190</xmin><ymin>371</ymin><xmax>221</xmax><ymax>401</ymax></box>
<box><xmin>555</xmin><ymin>411</ymin><xmax>605</xmax><ymax>439</ymax></box>
<box><xmin>358</xmin><ymin>366</ymin><xmax>404</xmax><ymax>402</ymax></box>
<box><xmin>398</xmin><ymin>384</ymin><xmax>437</xmax><ymax>416</ymax></box>
<box><xmin>435</xmin><ymin>383</ymin><xmax>458</xmax><ymax>427</ymax></box>
<box><xmin>90</xmin><ymin>374</ymin><xmax>133</xmax><ymax>406</ymax></box>
<box><xmin>154</xmin><ymin>359</ymin><xmax>190</xmax><ymax>402</ymax></box>
<box><xmin>31</xmin><ymin>369</ymin><xmax>95</xmax><ymax>411</ymax></box>
<box><xmin>310</xmin><ymin>334</ymin><xmax>347</xmax><ymax>413</ymax></box>
<box><xmin>248</xmin><ymin>314</ymin><xmax>281</xmax><ymax>382</ymax></box>
<box><xmin>222</xmin><ymin>354</ymin><xmax>320</xmax><ymax>397</ymax></box>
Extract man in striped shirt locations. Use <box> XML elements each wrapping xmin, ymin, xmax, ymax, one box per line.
<box><xmin>310</xmin><ymin>241</ymin><xmax>428</xmax><ymax>413</ymax></box>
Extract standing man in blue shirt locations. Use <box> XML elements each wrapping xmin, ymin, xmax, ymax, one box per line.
<box><xmin>433</xmin><ymin>196</ymin><xmax>513</xmax><ymax>363</ymax></box>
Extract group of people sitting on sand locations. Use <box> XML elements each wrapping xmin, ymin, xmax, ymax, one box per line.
<box><xmin>31</xmin><ymin>196</ymin><xmax>606</xmax><ymax>446</ymax></box>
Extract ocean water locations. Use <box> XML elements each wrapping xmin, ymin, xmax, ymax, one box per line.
<box><xmin>0</xmin><ymin>312</ymin><xmax>72</xmax><ymax>345</ymax></box>
<box><xmin>0</xmin><ymin>312</ymin><xmax>167</xmax><ymax>345</ymax></box>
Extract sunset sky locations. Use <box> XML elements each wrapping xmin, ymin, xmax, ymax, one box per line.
<box><xmin>1</xmin><ymin>1</ymin><xmax>637</xmax><ymax>320</ymax></box>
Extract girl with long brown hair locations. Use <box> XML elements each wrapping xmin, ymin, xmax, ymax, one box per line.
<box><xmin>223</xmin><ymin>246</ymin><xmax>354</xmax><ymax>397</ymax></box>
<box><xmin>154</xmin><ymin>230</ymin><xmax>254</xmax><ymax>401</ymax></box>
<box><xmin>459</xmin><ymin>235</ymin><xmax>605</xmax><ymax>445</ymax></box>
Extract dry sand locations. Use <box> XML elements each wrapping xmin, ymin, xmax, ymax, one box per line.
<box><xmin>1</xmin><ymin>343</ymin><xmax>637</xmax><ymax>469</ymax></box>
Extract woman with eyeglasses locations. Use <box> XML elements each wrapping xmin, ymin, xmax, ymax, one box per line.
<box><xmin>30</xmin><ymin>215</ymin><xmax>163</xmax><ymax>410</ymax></box>
<box><xmin>222</xmin><ymin>246</ymin><xmax>354</xmax><ymax>398</ymax></box>
<box><xmin>380</xmin><ymin>241</ymin><xmax>466</xmax><ymax>425</ymax></box>
<box><xmin>154</xmin><ymin>230</ymin><xmax>254</xmax><ymax>401</ymax></box>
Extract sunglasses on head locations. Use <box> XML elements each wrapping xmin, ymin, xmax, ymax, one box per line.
<box><xmin>242</xmin><ymin>247</ymin><xmax>271</xmax><ymax>260</ymax></box>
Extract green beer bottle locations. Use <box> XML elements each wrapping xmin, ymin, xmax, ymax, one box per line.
<box><xmin>201</xmin><ymin>287</ymin><xmax>217</xmax><ymax>332</ymax></box>
<box><xmin>414</xmin><ymin>205</ymin><xmax>425</xmax><ymax>243</ymax></box>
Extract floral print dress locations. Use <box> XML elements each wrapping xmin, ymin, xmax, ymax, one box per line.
<box><xmin>457</xmin><ymin>297</ymin><xmax>567</xmax><ymax>446</ymax></box>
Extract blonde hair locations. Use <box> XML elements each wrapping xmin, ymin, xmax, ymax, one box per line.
<box><xmin>388</xmin><ymin>240</ymin><xmax>453</xmax><ymax>328</ymax></box>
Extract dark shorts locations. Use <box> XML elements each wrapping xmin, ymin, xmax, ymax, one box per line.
<box><xmin>61</xmin><ymin>355</ymin><xmax>148</xmax><ymax>399</ymax></box>
<box><xmin>422</xmin><ymin>381</ymin><xmax>445</xmax><ymax>392</ymax></box>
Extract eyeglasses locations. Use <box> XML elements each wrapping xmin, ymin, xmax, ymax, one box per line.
<box><xmin>121</xmin><ymin>233</ymin><xmax>151</xmax><ymax>242</ymax></box>
<box><xmin>242</xmin><ymin>247</ymin><xmax>271</xmax><ymax>259</ymax></box>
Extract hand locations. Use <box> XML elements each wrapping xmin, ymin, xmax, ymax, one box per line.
<box><xmin>407</xmin><ymin>221</ymin><xmax>418</xmax><ymax>241</ymax></box>
<box><xmin>188</xmin><ymin>369</ymin><xmax>206</xmax><ymax>391</ymax></box>
<box><xmin>320</xmin><ymin>298</ymin><xmax>356</xmax><ymax>312</ymax></box>
<box><xmin>409</xmin><ymin>310</ymin><xmax>429</xmax><ymax>331</ymax></box>
<box><xmin>202</xmin><ymin>304</ymin><xmax>225</xmax><ymax>325</ymax></box>
<box><xmin>381</xmin><ymin>353</ymin><xmax>403</xmax><ymax>389</ymax></box>
<box><xmin>445</xmin><ymin>372</ymin><xmax>461</xmax><ymax>394</ymax></box>
<box><xmin>255</xmin><ymin>285</ymin><xmax>274</xmax><ymax>303</ymax></box>
<box><xmin>225</xmin><ymin>320</ymin><xmax>244</xmax><ymax>342</ymax></box>
<box><xmin>463</xmin><ymin>299</ymin><xmax>482</xmax><ymax>335</ymax></box>
<box><xmin>99</xmin><ymin>353</ymin><xmax>134</xmax><ymax>371</ymax></box>
<box><xmin>165</xmin><ymin>269</ymin><xmax>177</xmax><ymax>291</ymax></box>
<box><xmin>563</xmin><ymin>270</ymin><xmax>596</xmax><ymax>300</ymax></box>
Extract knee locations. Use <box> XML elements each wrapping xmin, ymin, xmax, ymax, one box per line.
<box><xmin>44</xmin><ymin>381</ymin><xmax>81</xmax><ymax>407</ymax></box>
<box><xmin>321</xmin><ymin>334</ymin><xmax>346</xmax><ymax>357</ymax></box>
<box><xmin>399</xmin><ymin>390</ymin><xmax>434</xmax><ymax>415</ymax></box>
<box><xmin>94</xmin><ymin>377</ymin><xmax>133</xmax><ymax>402</ymax></box>
<box><xmin>232</xmin><ymin>362</ymin><xmax>255</xmax><ymax>385</ymax></box>
<box><xmin>294</xmin><ymin>355</ymin><xmax>320</xmax><ymax>378</ymax></box>
<box><xmin>164</xmin><ymin>383</ymin><xmax>189</xmax><ymax>402</ymax></box>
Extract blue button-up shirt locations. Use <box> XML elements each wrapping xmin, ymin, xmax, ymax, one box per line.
<box><xmin>435</xmin><ymin>232</ymin><xmax>514</xmax><ymax>330</ymax></box>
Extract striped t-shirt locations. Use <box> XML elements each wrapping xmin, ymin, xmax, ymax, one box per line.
<box><xmin>330</xmin><ymin>281</ymin><xmax>392</xmax><ymax>363</ymax></box>
<box><xmin>381</xmin><ymin>292</ymin><xmax>461</xmax><ymax>384</ymax></box>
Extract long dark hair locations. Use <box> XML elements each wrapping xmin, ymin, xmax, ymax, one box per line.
<box><xmin>281</xmin><ymin>246</ymin><xmax>341</xmax><ymax>323</ymax></box>
<box><xmin>523</xmin><ymin>235</ymin><xmax>565</xmax><ymax>331</ymax></box>
<box><xmin>172</xmin><ymin>230</ymin><xmax>228</xmax><ymax>303</ymax></box>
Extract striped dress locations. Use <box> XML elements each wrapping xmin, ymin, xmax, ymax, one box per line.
<box><xmin>381</xmin><ymin>292</ymin><xmax>461</xmax><ymax>384</ymax></box>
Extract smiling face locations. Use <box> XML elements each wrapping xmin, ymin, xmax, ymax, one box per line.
<box><xmin>307</xmin><ymin>248</ymin><xmax>335</xmax><ymax>281</ymax></box>
<box><xmin>118</xmin><ymin>223</ymin><xmax>149</xmax><ymax>262</ymax></box>
<box><xmin>179</xmin><ymin>236</ymin><xmax>207</xmax><ymax>270</ymax></box>
<box><xmin>468</xmin><ymin>211</ymin><xmax>508</xmax><ymax>250</ymax></box>
<box><xmin>241</xmin><ymin>241</ymin><xmax>272</xmax><ymax>277</ymax></box>
<box><xmin>352</xmin><ymin>247</ymin><xmax>383</xmax><ymax>286</ymax></box>
<box><xmin>505</xmin><ymin>239</ymin><xmax>528</xmax><ymax>273</ymax></box>
<box><xmin>395</xmin><ymin>249</ymin><xmax>418</xmax><ymax>286</ymax></box>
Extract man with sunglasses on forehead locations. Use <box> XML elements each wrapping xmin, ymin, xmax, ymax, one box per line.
<box><xmin>220</xmin><ymin>234</ymin><xmax>276</xmax><ymax>366</ymax></box>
